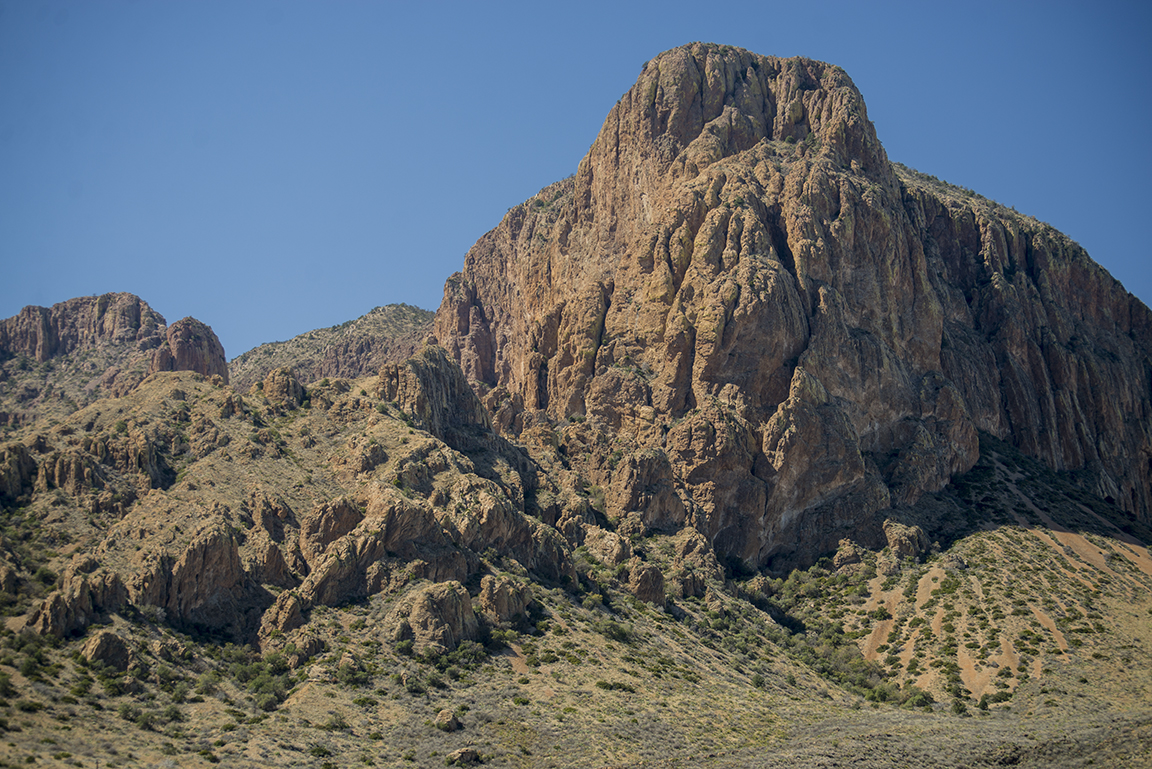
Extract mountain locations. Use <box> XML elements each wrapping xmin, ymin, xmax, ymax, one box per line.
<box><xmin>0</xmin><ymin>293</ymin><xmax>228</xmax><ymax>431</ymax></box>
<box><xmin>228</xmin><ymin>304</ymin><xmax>434</xmax><ymax>392</ymax></box>
<box><xmin>1</xmin><ymin>44</ymin><xmax>1150</xmax><ymax>768</ymax></box>
<box><xmin>435</xmin><ymin>42</ymin><xmax>1152</xmax><ymax>572</ymax></box>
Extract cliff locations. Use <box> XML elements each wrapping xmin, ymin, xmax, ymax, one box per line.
<box><xmin>0</xmin><ymin>293</ymin><xmax>228</xmax><ymax>429</ymax></box>
<box><xmin>435</xmin><ymin>43</ymin><xmax>1152</xmax><ymax>569</ymax></box>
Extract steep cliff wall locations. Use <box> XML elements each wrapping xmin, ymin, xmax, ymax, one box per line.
<box><xmin>0</xmin><ymin>292</ymin><xmax>167</xmax><ymax>363</ymax></box>
<box><xmin>435</xmin><ymin>43</ymin><xmax>1152</xmax><ymax>569</ymax></box>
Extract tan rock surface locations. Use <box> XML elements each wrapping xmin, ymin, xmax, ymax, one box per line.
<box><xmin>81</xmin><ymin>629</ymin><xmax>133</xmax><ymax>671</ymax></box>
<box><xmin>149</xmin><ymin>317</ymin><xmax>229</xmax><ymax>383</ymax></box>
<box><xmin>387</xmin><ymin>580</ymin><xmax>480</xmax><ymax>655</ymax></box>
<box><xmin>478</xmin><ymin>574</ymin><xmax>531</xmax><ymax>625</ymax></box>
<box><xmin>434</xmin><ymin>43</ymin><xmax>1152</xmax><ymax>571</ymax></box>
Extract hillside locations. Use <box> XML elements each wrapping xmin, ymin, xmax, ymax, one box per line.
<box><xmin>228</xmin><ymin>304</ymin><xmax>434</xmax><ymax>392</ymax></box>
<box><xmin>0</xmin><ymin>362</ymin><xmax>1149</xmax><ymax>767</ymax></box>
<box><xmin>1</xmin><ymin>43</ymin><xmax>1151</xmax><ymax>769</ymax></box>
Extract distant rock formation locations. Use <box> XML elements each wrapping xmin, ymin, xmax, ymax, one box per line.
<box><xmin>149</xmin><ymin>317</ymin><xmax>229</xmax><ymax>382</ymax></box>
<box><xmin>435</xmin><ymin>43</ymin><xmax>1152</xmax><ymax>570</ymax></box>
<box><xmin>0</xmin><ymin>292</ymin><xmax>166</xmax><ymax>363</ymax></box>
<box><xmin>0</xmin><ymin>293</ymin><xmax>228</xmax><ymax>427</ymax></box>
<box><xmin>228</xmin><ymin>304</ymin><xmax>433</xmax><ymax>391</ymax></box>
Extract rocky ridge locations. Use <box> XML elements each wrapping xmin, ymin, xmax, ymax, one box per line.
<box><xmin>228</xmin><ymin>303</ymin><xmax>434</xmax><ymax>392</ymax></box>
<box><xmin>0</xmin><ymin>293</ymin><xmax>228</xmax><ymax>429</ymax></box>
<box><xmin>435</xmin><ymin>42</ymin><xmax>1152</xmax><ymax>571</ymax></box>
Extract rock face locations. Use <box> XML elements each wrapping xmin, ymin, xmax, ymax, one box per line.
<box><xmin>0</xmin><ymin>294</ymin><xmax>228</xmax><ymax>427</ymax></box>
<box><xmin>29</xmin><ymin>557</ymin><xmax>127</xmax><ymax>637</ymax></box>
<box><xmin>435</xmin><ymin>43</ymin><xmax>1152</xmax><ymax>570</ymax></box>
<box><xmin>376</xmin><ymin>345</ymin><xmax>492</xmax><ymax>450</ymax></box>
<box><xmin>387</xmin><ymin>581</ymin><xmax>480</xmax><ymax>655</ymax></box>
<box><xmin>478</xmin><ymin>574</ymin><xmax>532</xmax><ymax>625</ymax></box>
<box><xmin>81</xmin><ymin>629</ymin><xmax>133</xmax><ymax>671</ymax></box>
<box><xmin>149</xmin><ymin>317</ymin><xmax>229</xmax><ymax>383</ymax></box>
<box><xmin>0</xmin><ymin>292</ymin><xmax>166</xmax><ymax>363</ymax></box>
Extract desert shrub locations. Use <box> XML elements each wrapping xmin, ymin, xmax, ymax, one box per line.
<box><xmin>223</xmin><ymin>645</ymin><xmax>293</xmax><ymax>711</ymax></box>
<box><xmin>320</xmin><ymin>713</ymin><xmax>349</xmax><ymax>731</ymax></box>
<box><xmin>595</xmin><ymin>680</ymin><xmax>636</xmax><ymax>693</ymax></box>
<box><xmin>865</xmin><ymin>682</ymin><xmax>899</xmax><ymax>703</ymax></box>
<box><xmin>900</xmin><ymin>686</ymin><xmax>934</xmax><ymax>708</ymax></box>
<box><xmin>597</xmin><ymin>620</ymin><xmax>631</xmax><ymax>643</ymax></box>
<box><xmin>335</xmin><ymin>663</ymin><xmax>371</xmax><ymax>687</ymax></box>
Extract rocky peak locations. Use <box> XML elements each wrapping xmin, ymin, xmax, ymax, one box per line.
<box><xmin>576</xmin><ymin>43</ymin><xmax>889</xmax><ymax>237</ymax></box>
<box><xmin>0</xmin><ymin>294</ymin><xmax>228</xmax><ymax>428</ymax></box>
<box><xmin>0</xmin><ymin>292</ymin><xmax>166</xmax><ymax>363</ymax></box>
<box><xmin>435</xmin><ymin>44</ymin><xmax>1152</xmax><ymax>570</ymax></box>
<box><xmin>149</xmin><ymin>317</ymin><xmax>229</xmax><ymax>383</ymax></box>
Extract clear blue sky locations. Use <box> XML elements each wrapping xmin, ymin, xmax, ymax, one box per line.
<box><xmin>2</xmin><ymin>0</ymin><xmax>1149</xmax><ymax>359</ymax></box>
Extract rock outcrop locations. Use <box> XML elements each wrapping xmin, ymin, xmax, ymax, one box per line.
<box><xmin>29</xmin><ymin>557</ymin><xmax>127</xmax><ymax>637</ymax></box>
<box><xmin>435</xmin><ymin>43</ymin><xmax>1152</xmax><ymax>570</ymax></box>
<box><xmin>260</xmin><ymin>367</ymin><xmax>306</xmax><ymax>407</ymax></box>
<box><xmin>149</xmin><ymin>317</ymin><xmax>229</xmax><ymax>383</ymax></box>
<box><xmin>0</xmin><ymin>294</ymin><xmax>228</xmax><ymax>426</ymax></box>
<box><xmin>478</xmin><ymin>574</ymin><xmax>532</xmax><ymax>625</ymax></box>
<box><xmin>81</xmin><ymin>629</ymin><xmax>133</xmax><ymax>671</ymax></box>
<box><xmin>0</xmin><ymin>293</ymin><xmax>166</xmax><ymax>363</ymax></box>
<box><xmin>376</xmin><ymin>345</ymin><xmax>492</xmax><ymax>450</ymax></box>
<box><xmin>386</xmin><ymin>581</ymin><xmax>480</xmax><ymax>655</ymax></box>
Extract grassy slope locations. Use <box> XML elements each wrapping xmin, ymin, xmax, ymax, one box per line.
<box><xmin>228</xmin><ymin>304</ymin><xmax>434</xmax><ymax>391</ymax></box>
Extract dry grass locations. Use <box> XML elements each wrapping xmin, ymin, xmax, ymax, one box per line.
<box><xmin>1</xmin><ymin>377</ymin><xmax>1150</xmax><ymax>768</ymax></box>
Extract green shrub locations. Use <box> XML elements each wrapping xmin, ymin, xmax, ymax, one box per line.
<box><xmin>594</xmin><ymin>680</ymin><xmax>636</xmax><ymax>693</ymax></box>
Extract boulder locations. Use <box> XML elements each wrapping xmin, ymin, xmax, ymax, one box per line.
<box><xmin>478</xmin><ymin>574</ymin><xmax>531</xmax><ymax>625</ymax></box>
<box><xmin>883</xmin><ymin>519</ymin><xmax>931</xmax><ymax>562</ymax></box>
<box><xmin>582</xmin><ymin>525</ymin><xmax>632</xmax><ymax>566</ymax></box>
<box><xmin>625</xmin><ymin>557</ymin><xmax>666</xmax><ymax>608</ymax></box>
<box><xmin>81</xmin><ymin>629</ymin><xmax>133</xmax><ymax>672</ymax></box>
<box><xmin>387</xmin><ymin>581</ymin><xmax>479</xmax><ymax>655</ymax></box>
<box><xmin>446</xmin><ymin>747</ymin><xmax>480</xmax><ymax>766</ymax></box>
<box><xmin>261</xmin><ymin>367</ymin><xmax>305</xmax><ymax>407</ymax></box>
<box><xmin>434</xmin><ymin>709</ymin><xmax>462</xmax><ymax>732</ymax></box>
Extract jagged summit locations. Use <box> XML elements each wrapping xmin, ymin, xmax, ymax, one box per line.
<box><xmin>436</xmin><ymin>43</ymin><xmax>1152</xmax><ymax>570</ymax></box>
<box><xmin>0</xmin><ymin>293</ymin><xmax>228</xmax><ymax>428</ymax></box>
<box><xmin>576</xmin><ymin>43</ymin><xmax>890</xmax><ymax>229</ymax></box>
